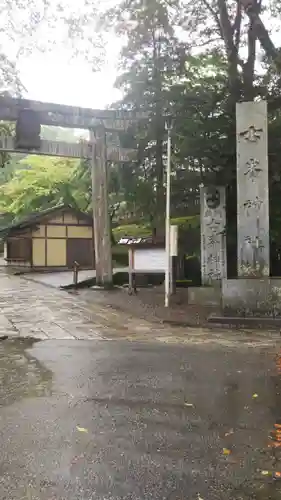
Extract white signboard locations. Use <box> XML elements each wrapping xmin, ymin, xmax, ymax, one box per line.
<box><xmin>134</xmin><ymin>248</ymin><xmax>166</xmax><ymax>272</ymax></box>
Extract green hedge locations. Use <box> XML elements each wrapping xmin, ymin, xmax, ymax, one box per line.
<box><xmin>112</xmin><ymin>245</ymin><xmax>129</xmax><ymax>266</ymax></box>
<box><xmin>113</xmin><ymin>223</ymin><xmax>151</xmax><ymax>240</ymax></box>
<box><xmin>112</xmin><ymin>215</ymin><xmax>199</xmax><ymax>241</ymax></box>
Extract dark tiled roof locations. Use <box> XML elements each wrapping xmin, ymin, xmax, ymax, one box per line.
<box><xmin>0</xmin><ymin>204</ymin><xmax>92</xmax><ymax>238</ymax></box>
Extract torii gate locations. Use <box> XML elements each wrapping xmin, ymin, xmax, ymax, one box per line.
<box><xmin>0</xmin><ymin>96</ymin><xmax>147</xmax><ymax>286</ymax></box>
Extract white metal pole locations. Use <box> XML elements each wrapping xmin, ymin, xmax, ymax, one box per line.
<box><xmin>165</xmin><ymin>122</ymin><xmax>172</xmax><ymax>307</ymax></box>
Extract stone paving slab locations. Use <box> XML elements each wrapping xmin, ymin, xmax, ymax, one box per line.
<box><xmin>0</xmin><ymin>274</ymin><xmax>105</xmax><ymax>340</ymax></box>
<box><xmin>0</xmin><ymin>313</ymin><xmax>17</xmax><ymax>337</ymax></box>
<box><xmin>0</xmin><ymin>272</ymin><xmax>172</xmax><ymax>342</ymax></box>
<box><xmin>0</xmin><ymin>272</ymin><xmax>280</xmax><ymax>347</ymax></box>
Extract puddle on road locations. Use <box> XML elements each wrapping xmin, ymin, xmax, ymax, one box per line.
<box><xmin>0</xmin><ymin>339</ymin><xmax>53</xmax><ymax>407</ymax></box>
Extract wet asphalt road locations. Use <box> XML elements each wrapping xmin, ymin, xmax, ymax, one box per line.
<box><xmin>0</xmin><ymin>338</ymin><xmax>281</xmax><ymax>499</ymax></box>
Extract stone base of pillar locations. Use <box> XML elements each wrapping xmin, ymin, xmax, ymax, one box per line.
<box><xmin>188</xmin><ymin>285</ymin><xmax>222</xmax><ymax>307</ymax></box>
<box><xmin>222</xmin><ymin>278</ymin><xmax>281</xmax><ymax>316</ymax></box>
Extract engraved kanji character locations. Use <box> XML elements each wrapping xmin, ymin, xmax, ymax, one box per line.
<box><xmin>244</xmin><ymin>158</ymin><xmax>262</xmax><ymax>179</ymax></box>
<box><xmin>239</xmin><ymin>125</ymin><xmax>262</xmax><ymax>142</ymax></box>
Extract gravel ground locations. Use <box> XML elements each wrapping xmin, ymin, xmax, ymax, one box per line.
<box><xmin>79</xmin><ymin>286</ymin><xmax>219</xmax><ymax>327</ymax></box>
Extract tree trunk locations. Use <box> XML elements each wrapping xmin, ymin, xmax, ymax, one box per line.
<box><xmin>241</xmin><ymin>0</ymin><xmax>281</xmax><ymax>72</ymax></box>
<box><xmin>243</xmin><ymin>19</ymin><xmax>257</xmax><ymax>100</ymax></box>
<box><xmin>217</xmin><ymin>0</ymin><xmax>242</xmax><ymax>104</ymax></box>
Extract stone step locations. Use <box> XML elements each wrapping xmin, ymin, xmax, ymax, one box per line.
<box><xmin>188</xmin><ymin>286</ymin><xmax>222</xmax><ymax>307</ymax></box>
<box><xmin>208</xmin><ymin>315</ymin><xmax>281</xmax><ymax>329</ymax></box>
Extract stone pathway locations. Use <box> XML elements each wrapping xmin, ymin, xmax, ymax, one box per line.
<box><xmin>0</xmin><ymin>273</ymin><xmax>172</xmax><ymax>341</ymax></box>
<box><xmin>0</xmin><ymin>272</ymin><xmax>279</xmax><ymax>346</ymax></box>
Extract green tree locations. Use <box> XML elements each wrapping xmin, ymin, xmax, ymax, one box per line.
<box><xmin>0</xmin><ymin>155</ymin><xmax>79</xmax><ymax>219</ymax></box>
<box><xmin>176</xmin><ymin>0</ymin><xmax>280</xmax><ymax>104</ymax></box>
<box><xmin>70</xmin><ymin>157</ymin><xmax>92</xmax><ymax>212</ymax></box>
<box><xmin>102</xmin><ymin>0</ymin><xmax>187</xmax><ymax>231</ymax></box>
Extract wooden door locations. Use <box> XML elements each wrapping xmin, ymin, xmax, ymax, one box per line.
<box><xmin>66</xmin><ymin>239</ymin><xmax>93</xmax><ymax>269</ymax></box>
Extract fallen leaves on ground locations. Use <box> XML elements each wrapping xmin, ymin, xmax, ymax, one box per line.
<box><xmin>225</xmin><ymin>429</ymin><xmax>234</xmax><ymax>437</ymax></box>
<box><xmin>260</xmin><ymin>470</ymin><xmax>281</xmax><ymax>478</ymax></box>
<box><xmin>76</xmin><ymin>426</ymin><xmax>88</xmax><ymax>433</ymax></box>
<box><xmin>223</xmin><ymin>448</ymin><xmax>231</xmax><ymax>456</ymax></box>
<box><xmin>269</xmin><ymin>441</ymin><xmax>281</xmax><ymax>448</ymax></box>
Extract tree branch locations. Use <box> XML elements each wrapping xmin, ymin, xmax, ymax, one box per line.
<box><xmin>232</xmin><ymin>0</ymin><xmax>242</xmax><ymax>51</ymax></box>
<box><xmin>201</xmin><ymin>0</ymin><xmax>223</xmax><ymax>37</ymax></box>
<box><xmin>217</xmin><ymin>0</ymin><xmax>235</xmax><ymax>56</ymax></box>
<box><xmin>192</xmin><ymin>37</ymin><xmax>222</xmax><ymax>48</ymax></box>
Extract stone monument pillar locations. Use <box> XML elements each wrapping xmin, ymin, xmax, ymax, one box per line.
<box><xmin>200</xmin><ymin>186</ymin><xmax>227</xmax><ymax>285</ymax></box>
<box><xmin>236</xmin><ymin>101</ymin><xmax>269</xmax><ymax>277</ymax></box>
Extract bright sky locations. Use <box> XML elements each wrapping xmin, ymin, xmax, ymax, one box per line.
<box><xmin>18</xmin><ymin>43</ymin><xmax>122</xmax><ymax>109</ymax></box>
<box><xmin>4</xmin><ymin>4</ymin><xmax>281</xmax><ymax>112</ymax></box>
<box><xmin>1</xmin><ymin>0</ymin><xmax>123</xmax><ymax>110</ymax></box>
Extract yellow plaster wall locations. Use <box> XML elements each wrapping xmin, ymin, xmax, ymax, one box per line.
<box><xmin>47</xmin><ymin>239</ymin><xmax>66</xmax><ymax>266</ymax></box>
<box><xmin>47</xmin><ymin>225</ymin><xmax>66</xmax><ymax>238</ymax></box>
<box><xmin>32</xmin><ymin>238</ymin><xmax>46</xmax><ymax>266</ymax></box>
<box><xmin>64</xmin><ymin>213</ymin><xmax>78</xmax><ymax>224</ymax></box>
<box><xmin>67</xmin><ymin>226</ymin><xmax>93</xmax><ymax>239</ymax></box>
<box><xmin>32</xmin><ymin>225</ymin><xmax>45</xmax><ymax>238</ymax></box>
